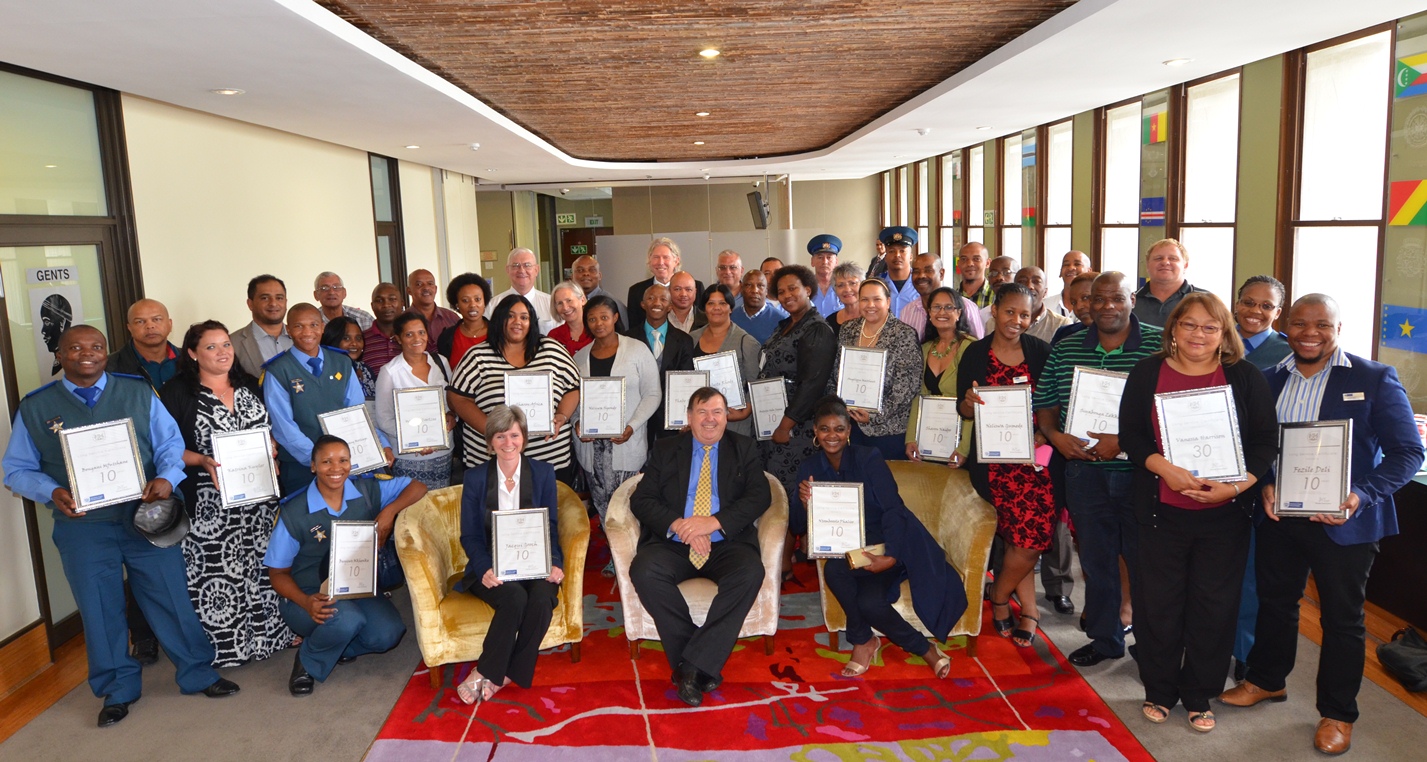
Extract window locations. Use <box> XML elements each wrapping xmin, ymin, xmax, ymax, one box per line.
<box><xmin>1044</xmin><ymin>120</ymin><xmax>1073</xmax><ymax>266</ymax></box>
<box><xmin>1179</xmin><ymin>74</ymin><xmax>1241</xmax><ymax>300</ymax></box>
<box><xmin>369</xmin><ymin>154</ymin><xmax>407</xmax><ymax>286</ymax></box>
<box><xmin>968</xmin><ymin>145</ymin><xmax>986</xmax><ymax>245</ymax></box>
<box><xmin>939</xmin><ymin>151</ymin><xmax>963</xmax><ymax>258</ymax></box>
<box><xmin>1001</xmin><ymin>135</ymin><xmax>1022</xmax><ymax>264</ymax></box>
<box><xmin>880</xmin><ymin>171</ymin><xmax>893</xmax><ymax>226</ymax></box>
<box><xmin>897</xmin><ymin>165</ymin><xmax>911</xmax><ymax>226</ymax></box>
<box><xmin>1100</xmin><ymin>101</ymin><xmax>1143</xmax><ymax>277</ymax></box>
<box><xmin>1288</xmin><ymin>31</ymin><xmax>1391</xmax><ymax>356</ymax></box>
<box><xmin>916</xmin><ymin>159</ymin><xmax>930</xmax><ymax>248</ymax></box>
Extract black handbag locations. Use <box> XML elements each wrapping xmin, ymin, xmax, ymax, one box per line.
<box><xmin>1378</xmin><ymin>627</ymin><xmax>1427</xmax><ymax>692</ymax></box>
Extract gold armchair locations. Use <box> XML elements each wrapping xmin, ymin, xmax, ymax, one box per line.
<box><xmin>816</xmin><ymin>461</ymin><xmax>997</xmax><ymax>656</ymax></box>
<box><xmin>604</xmin><ymin>472</ymin><xmax>788</xmax><ymax>659</ymax></box>
<box><xmin>393</xmin><ymin>483</ymin><xmax>591</xmax><ymax>688</ymax></box>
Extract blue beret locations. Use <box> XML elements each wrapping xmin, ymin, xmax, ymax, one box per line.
<box><xmin>879</xmin><ymin>226</ymin><xmax>917</xmax><ymax>247</ymax></box>
<box><xmin>807</xmin><ymin>235</ymin><xmax>842</xmax><ymax>256</ymax></box>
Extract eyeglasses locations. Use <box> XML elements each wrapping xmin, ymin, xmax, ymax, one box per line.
<box><xmin>1177</xmin><ymin>321</ymin><xmax>1222</xmax><ymax>336</ymax></box>
<box><xmin>928</xmin><ymin>304</ymin><xmax>961</xmax><ymax>313</ymax></box>
<box><xmin>317</xmin><ymin>285</ymin><xmax>345</xmax><ymax>293</ymax></box>
<box><xmin>716</xmin><ymin>264</ymin><xmax>742</xmax><ymax>272</ymax></box>
<box><xmin>1237</xmin><ymin>298</ymin><xmax>1280</xmax><ymax>312</ymax></box>
<box><xmin>509</xmin><ymin>263</ymin><xmax>536</xmax><ymax>271</ymax></box>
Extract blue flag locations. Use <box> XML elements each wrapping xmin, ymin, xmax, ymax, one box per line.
<box><xmin>1381</xmin><ymin>304</ymin><xmax>1427</xmax><ymax>353</ymax></box>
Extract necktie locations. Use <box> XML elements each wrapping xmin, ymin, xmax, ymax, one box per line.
<box><xmin>652</xmin><ymin>331</ymin><xmax>664</xmax><ymax>359</ymax></box>
<box><xmin>307</xmin><ymin>356</ymin><xmax>321</xmax><ymax>376</ymax></box>
<box><xmin>689</xmin><ymin>444</ymin><xmax>713</xmax><ymax>569</ymax></box>
<box><xmin>73</xmin><ymin>386</ymin><xmax>100</xmax><ymax>408</ymax></box>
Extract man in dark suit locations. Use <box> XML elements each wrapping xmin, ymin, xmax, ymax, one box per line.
<box><xmin>629</xmin><ymin>387</ymin><xmax>771</xmax><ymax>707</ymax></box>
<box><xmin>626</xmin><ymin>283</ymin><xmax>694</xmax><ymax>447</ymax></box>
<box><xmin>627</xmin><ymin>237</ymin><xmax>703</xmax><ymax>330</ymax></box>
<box><xmin>1218</xmin><ymin>294</ymin><xmax>1423</xmax><ymax>755</ymax></box>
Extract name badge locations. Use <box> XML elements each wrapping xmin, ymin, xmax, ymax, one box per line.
<box><xmin>1342</xmin><ymin>392</ymin><xmax>1365</xmax><ymax>401</ymax></box>
<box><xmin>1013</xmin><ymin>375</ymin><xmax>1030</xmax><ymax>384</ymax></box>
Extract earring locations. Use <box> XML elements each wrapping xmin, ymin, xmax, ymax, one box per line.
<box><xmin>1168</xmin><ymin>336</ymin><xmax>1177</xmax><ymax>356</ymax></box>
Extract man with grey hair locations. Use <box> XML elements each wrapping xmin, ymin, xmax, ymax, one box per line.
<box><xmin>715</xmin><ymin>249</ymin><xmax>745</xmax><ymax>308</ymax></box>
<box><xmin>313</xmin><ymin>271</ymin><xmax>374</xmax><ymax>330</ymax></box>
<box><xmin>628</xmin><ymin>237</ymin><xmax>702</xmax><ymax>330</ymax></box>
<box><xmin>487</xmin><ymin>248</ymin><xmax>557</xmax><ymax>334</ymax></box>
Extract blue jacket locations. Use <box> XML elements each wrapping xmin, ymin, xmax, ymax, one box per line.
<box><xmin>1265</xmin><ymin>354</ymin><xmax>1424</xmax><ymax>546</ymax></box>
<box><xmin>455</xmin><ymin>456</ymin><xmax>563</xmax><ymax>591</ymax></box>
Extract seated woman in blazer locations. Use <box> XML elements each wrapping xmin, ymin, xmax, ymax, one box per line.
<box><xmin>452</xmin><ymin>405</ymin><xmax>564</xmax><ymax>704</ymax></box>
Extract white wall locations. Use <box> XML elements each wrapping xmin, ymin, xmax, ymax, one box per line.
<box><xmin>0</xmin><ymin>351</ymin><xmax>42</xmax><ymax>640</ymax></box>
<box><xmin>398</xmin><ymin>160</ymin><xmax>439</xmax><ymax>288</ymax></box>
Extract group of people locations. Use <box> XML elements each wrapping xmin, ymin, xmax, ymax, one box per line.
<box><xmin>3</xmin><ymin>233</ymin><xmax>1418</xmax><ymax>758</ymax></box>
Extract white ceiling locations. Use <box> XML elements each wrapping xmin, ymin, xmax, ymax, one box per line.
<box><xmin>1</xmin><ymin>0</ymin><xmax>1421</xmax><ymax>186</ymax></box>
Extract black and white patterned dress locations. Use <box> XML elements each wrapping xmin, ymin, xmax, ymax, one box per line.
<box><xmin>166</xmin><ymin>383</ymin><xmax>294</xmax><ymax>667</ymax></box>
<box><xmin>448</xmin><ymin>337</ymin><xmax>581</xmax><ymax>469</ymax></box>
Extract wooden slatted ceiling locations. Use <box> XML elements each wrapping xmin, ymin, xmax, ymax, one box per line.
<box><xmin>317</xmin><ymin>0</ymin><xmax>1078</xmax><ymax>162</ymax></box>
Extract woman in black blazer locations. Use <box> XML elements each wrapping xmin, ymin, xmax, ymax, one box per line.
<box><xmin>1118</xmin><ymin>293</ymin><xmax>1277</xmax><ymax>732</ymax></box>
<box><xmin>956</xmin><ymin>284</ymin><xmax>1053</xmax><ymax>649</ymax></box>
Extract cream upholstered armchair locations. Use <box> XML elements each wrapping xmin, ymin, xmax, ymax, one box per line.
<box><xmin>394</xmin><ymin>484</ymin><xmax>591</xmax><ymax>688</ymax></box>
<box><xmin>605</xmin><ymin>472</ymin><xmax>788</xmax><ymax>659</ymax></box>
<box><xmin>816</xmin><ymin>461</ymin><xmax>997</xmax><ymax>656</ymax></box>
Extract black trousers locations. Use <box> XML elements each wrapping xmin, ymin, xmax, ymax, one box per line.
<box><xmin>467</xmin><ymin>578</ymin><xmax>560</xmax><ymax>688</ymax></box>
<box><xmin>1135</xmin><ymin>502</ymin><xmax>1250</xmax><ymax>712</ymax></box>
<box><xmin>630</xmin><ymin>539</ymin><xmax>763</xmax><ymax>679</ymax></box>
<box><xmin>1246</xmin><ymin>518</ymin><xmax>1378</xmax><ymax>723</ymax></box>
<box><xmin>822</xmin><ymin>558</ymin><xmax>929</xmax><ymax>657</ymax></box>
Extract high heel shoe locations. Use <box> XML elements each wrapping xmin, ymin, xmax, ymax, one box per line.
<box><xmin>925</xmin><ymin>647</ymin><xmax>951</xmax><ymax>679</ymax></box>
<box><xmin>841</xmin><ymin>636</ymin><xmax>880</xmax><ymax>677</ymax></box>
<box><xmin>990</xmin><ymin>599</ymin><xmax>1014</xmax><ymax>637</ymax></box>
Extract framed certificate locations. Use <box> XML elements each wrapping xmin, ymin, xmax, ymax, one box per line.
<box><xmin>974</xmin><ymin>385</ymin><xmax>1036</xmax><ymax>464</ymax></box>
<box><xmin>491</xmin><ymin>509</ymin><xmax>552</xmax><ymax>581</ymax></box>
<box><xmin>1153</xmin><ymin>385</ymin><xmax>1247</xmax><ymax>482</ymax></box>
<box><xmin>579</xmin><ymin>376</ymin><xmax>625</xmax><ymax>438</ymax></box>
<box><xmin>504</xmin><ymin>370</ymin><xmax>555</xmax><ymax>435</ymax></box>
<box><xmin>59</xmin><ymin>419</ymin><xmax>146</xmax><ymax>512</ymax></box>
<box><xmin>807</xmin><ymin>481</ymin><xmax>865</xmax><ymax>558</ymax></box>
<box><xmin>664</xmin><ymin>370</ymin><xmax>710</xmax><ymax>429</ymax></box>
<box><xmin>748</xmin><ymin>377</ymin><xmax>788</xmax><ymax>441</ymax></box>
<box><xmin>1274</xmin><ymin>420</ymin><xmax>1352</xmax><ymax>519</ymax></box>
<box><xmin>319</xmin><ymin>405</ymin><xmax>386</xmax><ymax>476</ymax></box>
<box><xmin>693</xmin><ymin>351</ymin><xmax>746</xmax><ymax>409</ymax></box>
<box><xmin>327</xmin><ymin>520</ymin><xmax>377</xmax><ymax>599</ymax></box>
<box><xmin>393</xmin><ymin>386</ymin><xmax>450</xmax><ymax>454</ymax></box>
<box><xmin>836</xmin><ymin>346</ymin><xmax>888</xmax><ymax>412</ymax></box>
<box><xmin>210</xmin><ymin>427</ymin><xmax>279</xmax><ymax>508</ymax></box>
<box><xmin>915</xmin><ymin>395</ymin><xmax>962</xmax><ymax>462</ymax></box>
<box><xmin>1064</xmin><ymin>367</ymin><xmax>1129</xmax><ymax>442</ymax></box>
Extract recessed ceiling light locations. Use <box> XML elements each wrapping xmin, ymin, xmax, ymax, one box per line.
<box><xmin>486</xmin><ymin>168</ymin><xmax>495</xmax><ymax>172</ymax></box>
<box><xmin>693</xmin><ymin>141</ymin><xmax>705</xmax><ymax>145</ymax></box>
<box><xmin>699</xmin><ymin>48</ymin><xmax>720</xmax><ymax>59</ymax></box>
<box><xmin>210</xmin><ymin>88</ymin><xmax>244</xmax><ymax>96</ymax></box>
<box><xmin>976</xmin><ymin>126</ymin><xmax>991</xmax><ymax>131</ymax></box>
<box><xmin>43</xmin><ymin>164</ymin><xmax>57</xmax><ymax>168</ymax></box>
<box><xmin>695</xmin><ymin>111</ymin><xmax>711</xmax><ymax>117</ymax></box>
<box><xmin>1162</xmin><ymin>58</ymin><xmax>1192</xmax><ymax>67</ymax></box>
<box><xmin>469</xmin><ymin>143</ymin><xmax>481</xmax><ymax>151</ymax></box>
<box><xmin>405</xmin><ymin>145</ymin><xmax>420</xmax><ymax>149</ymax></box>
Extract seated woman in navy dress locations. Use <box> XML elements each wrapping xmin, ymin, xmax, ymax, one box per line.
<box><xmin>793</xmin><ymin>396</ymin><xmax>966</xmax><ymax>678</ymax></box>
<box><xmin>264</xmin><ymin>435</ymin><xmax>427</xmax><ymax>696</ymax></box>
<box><xmin>453</xmin><ymin>404</ymin><xmax>565</xmax><ymax>704</ymax></box>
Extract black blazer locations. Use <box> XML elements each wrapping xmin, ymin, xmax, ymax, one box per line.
<box><xmin>630</xmin><ymin>431</ymin><xmax>771</xmax><ymax>548</ymax></box>
<box><xmin>628</xmin><ymin>277</ymin><xmax>705</xmax><ymax>330</ymax></box>
<box><xmin>955</xmin><ymin>333</ymin><xmax>1052</xmax><ymax>500</ymax></box>
<box><xmin>627</xmin><ymin>322</ymin><xmax>695</xmax><ymax>442</ymax></box>
<box><xmin>454</xmin><ymin>456</ymin><xmax>563</xmax><ymax>592</ymax></box>
<box><xmin>1118</xmin><ymin>356</ymin><xmax>1277</xmax><ymax>525</ymax></box>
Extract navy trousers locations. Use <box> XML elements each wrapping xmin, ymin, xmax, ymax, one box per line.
<box><xmin>280</xmin><ymin>595</ymin><xmax>405</xmax><ymax>681</ymax></box>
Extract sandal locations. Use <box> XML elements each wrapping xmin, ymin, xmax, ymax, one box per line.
<box><xmin>1142</xmin><ymin>702</ymin><xmax>1169</xmax><ymax>723</ymax></box>
<box><xmin>1012</xmin><ymin>616</ymin><xmax>1040</xmax><ymax>648</ymax></box>
<box><xmin>990</xmin><ymin>599</ymin><xmax>1014</xmax><ymax>637</ymax></box>
<box><xmin>456</xmin><ymin>675</ymin><xmax>487</xmax><ymax>706</ymax></box>
<box><xmin>925</xmin><ymin>647</ymin><xmax>951</xmax><ymax>679</ymax></box>
<box><xmin>1188</xmin><ymin>710</ymin><xmax>1215</xmax><ymax>733</ymax></box>
<box><xmin>841</xmin><ymin>636</ymin><xmax>880</xmax><ymax>677</ymax></box>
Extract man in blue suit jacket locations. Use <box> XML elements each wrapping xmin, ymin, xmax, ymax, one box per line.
<box><xmin>1218</xmin><ymin>295</ymin><xmax>1424</xmax><ymax>755</ymax></box>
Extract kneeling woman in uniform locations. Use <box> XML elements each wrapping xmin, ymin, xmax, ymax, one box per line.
<box><xmin>794</xmin><ymin>396</ymin><xmax>966</xmax><ymax>678</ymax></box>
<box><xmin>264</xmin><ymin>435</ymin><xmax>427</xmax><ymax>696</ymax></box>
<box><xmin>453</xmin><ymin>404</ymin><xmax>565</xmax><ymax>704</ymax></box>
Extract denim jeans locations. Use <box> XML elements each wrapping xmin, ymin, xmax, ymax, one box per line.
<box><xmin>1063</xmin><ymin>462</ymin><xmax>1137</xmax><ymax>657</ymax></box>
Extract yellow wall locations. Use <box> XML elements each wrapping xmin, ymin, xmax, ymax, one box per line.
<box><xmin>1235</xmin><ymin>56</ymin><xmax>1284</xmax><ymax>284</ymax></box>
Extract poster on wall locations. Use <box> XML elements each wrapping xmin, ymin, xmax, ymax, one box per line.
<box><xmin>26</xmin><ymin>268</ymin><xmax>84</xmax><ymax>381</ymax></box>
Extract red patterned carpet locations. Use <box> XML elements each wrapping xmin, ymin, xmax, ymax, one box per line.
<box><xmin>367</xmin><ymin>533</ymin><xmax>1152</xmax><ymax>761</ymax></box>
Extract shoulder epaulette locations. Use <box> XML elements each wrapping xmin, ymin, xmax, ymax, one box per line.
<box><xmin>21</xmin><ymin>380</ymin><xmax>60</xmax><ymax>399</ymax></box>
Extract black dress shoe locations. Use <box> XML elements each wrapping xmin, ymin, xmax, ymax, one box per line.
<box><xmin>1068</xmin><ymin>643</ymin><xmax>1122</xmax><ymax>667</ymax></box>
<box><xmin>200</xmin><ymin>677</ymin><xmax>240</xmax><ymax>697</ymax></box>
<box><xmin>695</xmin><ymin>671</ymin><xmax>722</xmax><ymax>694</ymax></box>
<box><xmin>675</xmin><ymin>669</ymin><xmax>703</xmax><ymax>707</ymax></box>
<box><xmin>337</xmin><ymin>655</ymin><xmax>359</xmax><ymax>665</ymax></box>
<box><xmin>98</xmin><ymin>698</ymin><xmax>136</xmax><ymax>728</ymax></box>
<box><xmin>131</xmin><ymin>638</ymin><xmax>159</xmax><ymax>666</ymax></box>
<box><xmin>1045</xmin><ymin>595</ymin><xmax>1075</xmax><ymax>615</ymax></box>
<box><xmin>290</xmin><ymin>653</ymin><xmax>315</xmax><ymax>697</ymax></box>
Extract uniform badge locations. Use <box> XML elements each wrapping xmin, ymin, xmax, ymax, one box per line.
<box><xmin>47</xmin><ymin>417</ymin><xmax>64</xmax><ymax>434</ymax></box>
<box><xmin>334</xmin><ymin>372</ymin><xmax>342</xmax><ymax>381</ymax></box>
<box><xmin>310</xmin><ymin>526</ymin><xmax>327</xmax><ymax>542</ymax></box>
<box><xmin>892</xmin><ymin>233</ymin><xmax>903</xmax><ymax>241</ymax></box>
<box><xmin>291</xmin><ymin>378</ymin><xmax>305</xmax><ymax>394</ymax></box>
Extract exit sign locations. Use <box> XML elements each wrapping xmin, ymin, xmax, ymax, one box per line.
<box><xmin>569</xmin><ymin>244</ymin><xmax>589</xmax><ymax>256</ymax></box>
<box><xmin>556</xmin><ymin>213</ymin><xmax>577</xmax><ymax>226</ymax></box>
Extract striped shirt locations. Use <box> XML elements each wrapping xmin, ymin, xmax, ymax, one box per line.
<box><xmin>1275</xmin><ymin>347</ymin><xmax>1351</xmax><ymax>424</ymax></box>
<box><xmin>449</xmin><ymin>337</ymin><xmax>581</xmax><ymax>468</ymax></box>
<box><xmin>1033</xmin><ymin>316</ymin><xmax>1162</xmax><ymax>470</ymax></box>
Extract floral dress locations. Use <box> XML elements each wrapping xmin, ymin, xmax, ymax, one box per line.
<box><xmin>985</xmin><ymin>349</ymin><xmax>1055</xmax><ymax>551</ymax></box>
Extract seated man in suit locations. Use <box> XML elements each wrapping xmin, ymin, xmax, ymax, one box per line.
<box><xmin>629</xmin><ymin>387</ymin><xmax>771</xmax><ymax>707</ymax></box>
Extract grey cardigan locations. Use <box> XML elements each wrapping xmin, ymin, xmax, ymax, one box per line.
<box><xmin>571</xmin><ymin>334</ymin><xmax>663</xmax><ymax>473</ymax></box>
<box><xmin>690</xmin><ymin>322</ymin><xmax>762</xmax><ymax>438</ymax></box>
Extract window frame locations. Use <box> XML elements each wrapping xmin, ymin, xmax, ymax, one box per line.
<box><xmin>368</xmin><ymin>153</ymin><xmax>408</xmax><ymax>287</ymax></box>
<box><xmin>1171</xmin><ymin>69</ymin><xmax>1244</xmax><ymax>301</ymax></box>
<box><xmin>1093</xmin><ymin>96</ymin><xmax>1144</xmax><ymax>274</ymax></box>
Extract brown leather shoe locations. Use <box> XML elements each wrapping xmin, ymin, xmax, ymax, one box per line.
<box><xmin>1314</xmin><ymin>718</ymin><xmax>1352</xmax><ymax>755</ymax></box>
<box><xmin>1217</xmin><ymin>680</ymin><xmax>1287</xmax><ymax>707</ymax></box>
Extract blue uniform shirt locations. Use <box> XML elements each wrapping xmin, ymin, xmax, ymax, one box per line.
<box><xmin>2</xmin><ymin>373</ymin><xmax>187</xmax><ymax>504</ymax></box>
<box><xmin>674</xmin><ymin>440</ymin><xmax>725</xmax><ymax>543</ymax></box>
<box><xmin>263</xmin><ymin>476</ymin><xmax>413</xmax><ymax>568</ymax></box>
<box><xmin>263</xmin><ymin>346</ymin><xmax>383</xmax><ymax>466</ymax></box>
<box><xmin>812</xmin><ymin>285</ymin><xmax>841</xmax><ymax>318</ymax></box>
<box><xmin>1239</xmin><ymin>327</ymin><xmax>1271</xmax><ymax>353</ymax></box>
<box><xmin>880</xmin><ymin>274</ymin><xmax>921</xmax><ymax>319</ymax></box>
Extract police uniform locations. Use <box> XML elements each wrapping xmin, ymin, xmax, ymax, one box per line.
<box><xmin>1</xmin><ymin>373</ymin><xmax>222</xmax><ymax>709</ymax></box>
<box><xmin>877</xmin><ymin>227</ymin><xmax>922</xmax><ymax>318</ymax></box>
<box><xmin>261</xmin><ymin>345</ymin><xmax>382</xmax><ymax>495</ymax></box>
<box><xmin>807</xmin><ymin>234</ymin><xmax>843</xmax><ymax>317</ymax></box>
<box><xmin>263</xmin><ymin>477</ymin><xmax>410</xmax><ymax>681</ymax></box>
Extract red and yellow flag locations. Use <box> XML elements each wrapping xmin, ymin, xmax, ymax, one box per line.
<box><xmin>1389</xmin><ymin>180</ymin><xmax>1427</xmax><ymax>226</ymax></box>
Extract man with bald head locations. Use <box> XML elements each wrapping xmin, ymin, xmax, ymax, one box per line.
<box><xmin>571</xmin><ymin>254</ymin><xmax>627</xmax><ymax>327</ymax></box>
<box><xmin>732</xmin><ymin>270</ymin><xmax>786</xmax><ymax>344</ymax></box>
<box><xmin>1034</xmin><ymin>271</ymin><xmax>1160</xmax><ymax>667</ymax></box>
<box><xmin>977</xmin><ymin>255</ymin><xmax>1021</xmax><ymax>327</ymax></box>
<box><xmin>1047</xmin><ymin>251</ymin><xmax>1092</xmax><ymax>318</ymax></box>
<box><xmin>487</xmin><ymin>248</ymin><xmax>556</xmax><ymax>333</ymax></box>
<box><xmin>1013</xmin><ymin>267</ymin><xmax>1075</xmax><ymax>343</ymax></box>
<box><xmin>628</xmin><ymin>238</ymin><xmax>702</xmax><ymax>329</ymax></box>
<box><xmin>263</xmin><ymin>303</ymin><xmax>392</xmax><ymax>495</ymax></box>
<box><xmin>363</xmin><ymin>282</ymin><xmax>405</xmax><ymax>374</ymax></box>
<box><xmin>4</xmin><ymin>325</ymin><xmax>239</xmax><ymax>726</ymax></box>
<box><xmin>898</xmin><ymin>253</ymin><xmax>985</xmax><ymax>338</ymax></box>
<box><xmin>407</xmin><ymin>268</ymin><xmax>462</xmax><ymax>340</ymax></box>
<box><xmin>956</xmin><ymin>242</ymin><xmax>993</xmax><ymax>310</ymax></box>
<box><xmin>109</xmin><ymin>299</ymin><xmax>179</xmax><ymax>390</ymax></box>
<box><xmin>668</xmin><ymin>271</ymin><xmax>706</xmax><ymax>334</ymax></box>
<box><xmin>1220</xmin><ymin>294</ymin><xmax>1423</xmax><ymax>755</ymax></box>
